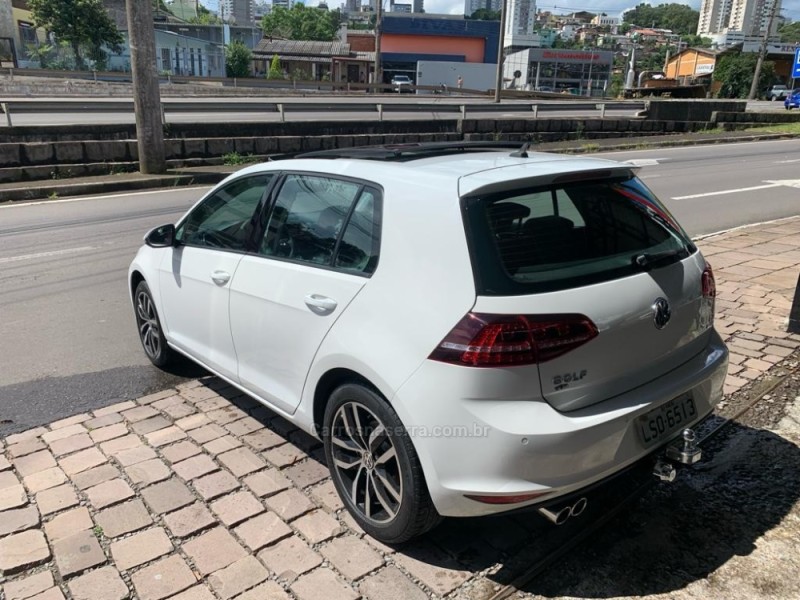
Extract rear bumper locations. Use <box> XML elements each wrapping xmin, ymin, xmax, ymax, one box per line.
<box><xmin>392</xmin><ymin>329</ymin><xmax>728</xmax><ymax>517</ymax></box>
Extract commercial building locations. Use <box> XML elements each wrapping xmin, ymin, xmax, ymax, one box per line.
<box><xmin>503</xmin><ymin>47</ymin><xmax>613</xmax><ymax>95</ymax></box>
<box><xmin>379</xmin><ymin>13</ymin><xmax>500</xmax><ymax>82</ymax></box>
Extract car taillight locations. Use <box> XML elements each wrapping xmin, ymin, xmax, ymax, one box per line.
<box><xmin>702</xmin><ymin>264</ymin><xmax>716</xmax><ymax>298</ymax></box>
<box><xmin>429</xmin><ymin>313</ymin><xmax>598</xmax><ymax>367</ymax></box>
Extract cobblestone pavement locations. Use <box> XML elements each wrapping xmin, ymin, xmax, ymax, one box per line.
<box><xmin>2</xmin><ymin>218</ymin><xmax>800</xmax><ymax>600</ymax></box>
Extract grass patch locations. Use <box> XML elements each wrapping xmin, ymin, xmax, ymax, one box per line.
<box><xmin>580</xmin><ymin>142</ymin><xmax>600</xmax><ymax>153</ymax></box>
<box><xmin>741</xmin><ymin>122</ymin><xmax>800</xmax><ymax>134</ymax></box>
<box><xmin>222</xmin><ymin>151</ymin><xmax>257</xmax><ymax>166</ymax></box>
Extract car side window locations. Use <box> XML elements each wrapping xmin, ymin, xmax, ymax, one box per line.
<box><xmin>335</xmin><ymin>189</ymin><xmax>381</xmax><ymax>274</ymax></box>
<box><xmin>176</xmin><ymin>174</ymin><xmax>273</xmax><ymax>251</ymax></box>
<box><xmin>259</xmin><ymin>174</ymin><xmax>364</xmax><ymax>268</ymax></box>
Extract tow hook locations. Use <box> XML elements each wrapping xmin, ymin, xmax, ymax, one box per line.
<box><xmin>653</xmin><ymin>427</ymin><xmax>702</xmax><ymax>482</ymax></box>
<box><xmin>666</xmin><ymin>428</ymin><xmax>702</xmax><ymax>465</ymax></box>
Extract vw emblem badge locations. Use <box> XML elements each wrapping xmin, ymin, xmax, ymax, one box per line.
<box><xmin>652</xmin><ymin>297</ymin><xmax>671</xmax><ymax>330</ymax></box>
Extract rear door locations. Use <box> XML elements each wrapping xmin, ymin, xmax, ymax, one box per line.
<box><xmin>465</xmin><ymin>175</ymin><xmax>713</xmax><ymax>412</ymax></box>
<box><xmin>229</xmin><ymin>174</ymin><xmax>382</xmax><ymax>414</ymax></box>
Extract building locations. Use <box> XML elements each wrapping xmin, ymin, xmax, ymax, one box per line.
<box><xmin>505</xmin><ymin>0</ymin><xmax>539</xmax><ymax>50</ymax></box>
<box><xmin>392</xmin><ymin>4</ymin><xmax>412</xmax><ymax>13</ymax></box>
<box><xmin>221</xmin><ymin>0</ymin><xmax>255</xmax><ymax>25</ymax></box>
<box><xmin>413</xmin><ymin>0</ymin><xmax>423</xmax><ymax>13</ymax></box>
<box><xmin>252</xmin><ymin>38</ymin><xmax>374</xmax><ymax>83</ymax></box>
<box><xmin>344</xmin><ymin>0</ymin><xmax>361</xmax><ymax>13</ymax></box>
<box><xmin>272</xmin><ymin>0</ymin><xmax>293</xmax><ymax>8</ymax></box>
<box><xmin>379</xmin><ymin>13</ymin><xmax>500</xmax><ymax>82</ymax></box>
<box><xmin>698</xmin><ymin>0</ymin><xmax>781</xmax><ymax>38</ymax></box>
<box><xmin>464</xmin><ymin>0</ymin><xmax>501</xmax><ymax>15</ymax></box>
<box><xmin>591</xmin><ymin>14</ymin><xmax>620</xmax><ymax>30</ymax></box>
<box><xmin>504</xmin><ymin>47</ymin><xmax>613</xmax><ymax>95</ymax></box>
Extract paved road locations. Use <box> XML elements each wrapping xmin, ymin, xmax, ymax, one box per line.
<box><xmin>2</xmin><ymin>138</ymin><xmax>800</xmax><ymax>434</ymax></box>
<box><xmin>599</xmin><ymin>139</ymin><xmax>800</xmax><ymax>235</ymax></box>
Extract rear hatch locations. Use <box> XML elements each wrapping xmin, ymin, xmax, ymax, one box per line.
<box><xmin>452</xmin><ymin>169</ymin><xmax>715</xmax><ymax>412</ymax></box>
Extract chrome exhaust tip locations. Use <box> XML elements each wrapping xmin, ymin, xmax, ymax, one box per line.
<box><xmin>537</xmin><ymin>497</ymin><xmax>589</xmax><ymax>525</ymax></box>
<box><xmin>571</xmin><ymin>497</ymin><xmax>588</xmax><ymax>517</ymax></box>
<box><xmin>538</xmin><ymin>505</ymin><xmax>572</xmax><ymax>525</ymax></box>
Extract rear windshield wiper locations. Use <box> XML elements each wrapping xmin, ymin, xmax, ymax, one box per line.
<box><xmin>632</xmin><ymin>248</ymin><xmax>687</xmax><ymax>270</ymax></box>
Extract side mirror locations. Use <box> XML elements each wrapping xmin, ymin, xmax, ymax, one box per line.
<box><xmin>145</xmin><ymin>224</ymin><xmax>176</xmax><ymax>248</ymax></box>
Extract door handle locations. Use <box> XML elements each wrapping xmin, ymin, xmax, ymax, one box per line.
<box><xmin>211</xmin><ymin>270</ymin><xmax>231</xmax><ymax>286</ymax></box>
<box><xmin>304</xmin><ymin>294</ymin><xmax>338</xmax><ymax>314</ymax></box>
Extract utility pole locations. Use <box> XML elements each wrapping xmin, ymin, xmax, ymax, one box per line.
<box><xmin>127</xmin><ymin>0</ymin><xmax>166</xmax><ymax>174</ymax></box>
<box><xmin>493</xmin><ymin>0</ymin><xmax>507</xmax><ymax>103</ymax></box>
<box><xmin>748</xmin><ymin>0</ymin><xmax>780</xmax><ymax>100</ymax></box>
<box><xmin>374</xmin><ymin>0</ymin><xmax>383</xmax><ymax>90</ymax></box>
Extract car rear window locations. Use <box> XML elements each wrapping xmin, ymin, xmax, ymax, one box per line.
<box><xmin>462</xmin><ymin>175</ymin><xmax>696</xmax><ymax>295</ymax></box>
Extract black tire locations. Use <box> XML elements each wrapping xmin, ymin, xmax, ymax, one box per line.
<box><xmin>133</xmin><ymin>280</ymin><xmax>175</xmax><ymax>368</ymax></box>
<box><xmin>323</xmin><ymin>383</ymin><xmax>441</xmax><ymax>544</ymax></box>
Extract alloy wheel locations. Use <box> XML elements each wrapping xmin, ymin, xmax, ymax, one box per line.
<box><xmin>136</xmin><ymin>290</ymin><xmax>161</xmax><ymax>360</ymax></box>
<box><xmin>330</xmin><ymin>401</ymin><xmax>403</xmax><ymax>523</ymax></box>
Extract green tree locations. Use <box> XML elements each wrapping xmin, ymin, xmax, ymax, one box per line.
<box><xmin>623</xmin><ymin>3</ymin><xmax>700</xmax><ymax>36</ymax></box>
<box><xmin>681</xmin><ymin>34</ymin><xmax>713</xmax><ymax>48</ymax></box>
<box><xmin>779</xmin><ymin>21</ymin><xmax>800</xmax><ymax>43</ymax></box>
<box><xmin>467</xmin><ymin>8</ymin><xmax>500</xmax><ymax>20</ymax></box>
<box><xmin>27</xmin><ymin>0</ymin><xmax>123</xmax><ymax>70</ymax></box>
<box><xmin>261</xmin><ymin>4</ymin><xmax>341</xmax><ymax>41</ymax></box>
<box><xmin>268</xmin><ymin>54</ymin><xmax>283</xmax><ymax>79</ymax></box>
<box><xmin>713</xmin><ymin>52</ymin><xmax>775</xmax><ymax>98</ymax></box>
<box><xmin>225</xmin><ymin>40</ymin><xmax>252</xmax><ymax>78</ymax></box>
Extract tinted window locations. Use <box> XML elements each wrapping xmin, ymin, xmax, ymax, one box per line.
<box><xmin>465</xmin><ymin>176</ymin><xmax>695</xmax><ymax>295</ymax></box>
<box><xmin>259</xmin><ymin>174</ymin><xmax>362</xmax><ymax>268</ymax></box>
<box><xmin>176</xmin><ymin>175</ymin><xmax>273</xmax><ymax>251</ymax></box>
<box><xmin>335</xmin><ymin>189</ymin><xmax>381</xmax><ymax>274</ymax></box>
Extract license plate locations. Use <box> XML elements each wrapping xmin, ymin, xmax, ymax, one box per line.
<box><xmin>638</xmin><ymin>395</ymin><xmax>696</xmax><ymax>448</ymax></box>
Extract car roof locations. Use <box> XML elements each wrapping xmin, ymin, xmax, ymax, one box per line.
<box><xmin>232</xmin><ymin>147</ymin><xmax>636</xmax><ymax>198</ymax></box>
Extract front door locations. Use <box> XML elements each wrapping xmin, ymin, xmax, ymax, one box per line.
<box><xmin>158</xmin><ymin>174</ymin><xmax>274</xmax><ymax>379</ymax></box>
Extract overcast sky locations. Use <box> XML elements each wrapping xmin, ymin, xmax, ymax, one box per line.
<box><xmin>199</xmin><ymin>0</ymin><xmax>800</xmax><ymax>22</ymax></box>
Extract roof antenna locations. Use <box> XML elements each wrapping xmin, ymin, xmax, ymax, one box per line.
<box><xmin>510</xmin><ymin>142</ymin><xmax>531</xmax><ymax>158</ymax></box>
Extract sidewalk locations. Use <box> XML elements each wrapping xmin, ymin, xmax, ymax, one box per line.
<box><xmin>1</xmin><ymin>218</ymin><xmax>800</xmax><ymax>600</ymax></box>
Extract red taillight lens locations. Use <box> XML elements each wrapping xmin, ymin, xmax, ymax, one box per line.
<box><xmin>702</xmin><ymin>264</ymin><xmax>716</xmax><ymax>298</ymax></box>
<box><xmin>429</xmin><ymin>313</ymin><xmax>598</xmax><ymax>367</ymax></box>
<box><xmin>465</xmin><ymin>490</ymin><xmax>552</xmax><ymax>504</ymax></box>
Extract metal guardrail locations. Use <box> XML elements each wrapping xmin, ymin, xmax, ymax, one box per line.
<box><xmin>0</xmin><ymin>98</ymin><xmax>645</xmax><ymax>127</ymax></box>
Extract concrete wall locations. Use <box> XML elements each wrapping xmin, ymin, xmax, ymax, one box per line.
<box><xmin>646</xmin><ymin>99</ymin><xmax>747</xmax><ymax>122</ymax></box>
<box><xmin>0</xmin><ymin>116</ymin><xmax>707</xmax><ymax>183</ymax></box>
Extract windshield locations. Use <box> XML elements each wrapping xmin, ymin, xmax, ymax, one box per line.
<box><xmin>462</xmin><ymin>175</ymin><xmax>696</xmax><ymax>295</ymax></box>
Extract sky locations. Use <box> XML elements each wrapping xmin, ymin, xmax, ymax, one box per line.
<box><xmin>199</xmin><ymin>0</ymin><xmax>800</xmax><ymax>22</ymax></box>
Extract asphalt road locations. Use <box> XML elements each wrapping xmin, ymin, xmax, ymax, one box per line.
<box><xmin>2</xmin><ymin>138</ymin><xmax>800</xmax><ymax>435</ymax></box>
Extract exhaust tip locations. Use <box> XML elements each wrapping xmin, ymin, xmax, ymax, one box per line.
<box><xmin>571</xmin><ymin>497</ymin><xmax>588</xmax><ymax>517</ymax></box>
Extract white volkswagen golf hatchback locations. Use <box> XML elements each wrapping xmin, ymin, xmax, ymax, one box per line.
<box><xmin>129</xmin><ymin>142</ymin><xmax>728</xmax><ymax>543</ymax></box>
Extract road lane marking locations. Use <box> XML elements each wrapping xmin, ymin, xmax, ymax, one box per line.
<box><xmin>776</xmin><ymin>158</ymin><xmax>800</xmax><ymax>164</ymax></box>
<box><xmin>673</xmin><ymin>183</ymin><xmax>779</xmax><ymax>200</ymax></box>
<box><xmin>0</xmin><ymin>186</ymin><xmax>210</xmax><ymax>209</ymax></box>
<box><xmin>673</xmin><ymin>179</ymin><xmax>800</xmax><ymax>200</ymax></box>
<box><xmin>0</xmin><ymin>246</ymin><xmax>95</xmax><ymax>264</ymax></box>
<box><xmin>625</xmin><ymin>158</ymin><xmax>664</xmax><ymax>166</ymax></box>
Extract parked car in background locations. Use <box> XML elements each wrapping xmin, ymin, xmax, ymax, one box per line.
<box><xmin>766</xmin><ymin>84</ymin><xmax>789</xmax><ymax>101</ymax></box>
<box><xmin>130</xmin><ymin>142</ymin><xmax>728</xmax><ymax>543</ymax></box>
<box><xmin>784</xmin><ymin>89</ymin><xmax>800</xmax><ymax>109</ymax></box>
<box><xmin>390</xmin><ymin>75</ymin><xmax>413</xmax><ymax>93</ymax></box>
